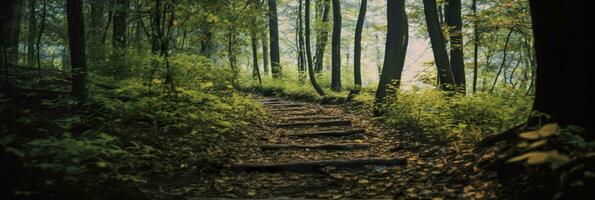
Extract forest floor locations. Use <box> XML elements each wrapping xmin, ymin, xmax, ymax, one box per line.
<box><xmin>144</xmin><ymin>95</ymin><xmax>502</xmax><ymax>199</ymax></box>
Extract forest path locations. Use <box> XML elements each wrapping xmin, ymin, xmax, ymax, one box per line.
<box><xmin>190</xmin><ymin>96</ymin><xmax>497</xmax><ymax>199</ymax></box>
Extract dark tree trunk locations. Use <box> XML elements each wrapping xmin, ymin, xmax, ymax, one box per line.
<box><xmin>314</xmin><ymin>0</ymin><xmax>330</xmax><ymax>73</ymax></box>
<box><xmin>261</xmin><ymin>26</ymin><xmax>269</xmax><ymax>75</ymax></box>
<box><xmin>297</xmin><ymin>0</ymin><xmax>306</xmax><ymax>75</ymax></box>
<box><xmin>471</xmin><ymin>0</ymin><xmax>479</xmax><ymax>94</ymax></box>
<box><xmin>490</xmin><ymin>28</ymin><xmax>514</xmax><ymax>93</ymax></box>
<box><xmin>66</xmin><ymin>0</ymin><xmax>88</xmax><ymax>100</ymax></box>
<box><xmin>1</xmin><ymin>0</ymin><xmax>16</xmax><ymax>81</ymax></box>
<box><xmin>251</xmin><ymin>32</ymin><xmax>262</xmax><ymax>84</ymax></box>
<box><xmin>528</xmin><ymin>0</ymin><xmax>593</xmax><ymax>136</ymax></box>
<box><xmin>199</xmin><ymin>24</ymin><xmax>215</xmax><ymax>58</ymax></box>
<box><xmin>305</xmin><ymin>0</ymin><xmax>325</xmax><ymax>96</ymax></box>
<box><xmin>268</xmin><ymin>0</ymin><xmax>281</xmax><ymax>78</ymax></box>
<box><xmin>27</xmin><ymin>0</ymin><xmax>36</xmax><ymax>67</ymax></box>
<box><xmin>446</xmin><ymin>0</ymin><xmax>465</xmax><ymax>93</ymax></box>
<box><xmin>89</xmin><ymin>0</ymin><xmax>106</xmax><ymax>63</ymax></box>
<box><xmin>112</xmin><ymin>0</ymin><xmax>129</xmax><ymax>74</ymax></box>
<box><xmin>330</xmin><ymin>0</ymin><xmax>341</xmax><ymax>91</ymax></box>
<box><xmin>422</xmin><ymin>0</ymin><xmax>455</xmax><ymax>91</ymax></box>
<box><xmin>35</xmin><ymin>0</ymin><xmax>46</xmax><ymax>73</ymax></box>
<box><xmin>353</xmin><ymin>0</ymin><xmax>366</xmax><ymax>89</ymax></box>
<box><xmin>374</xmin><ymin>0</ymin><xmax>408</xmax><ymax>116</ymax></box>
<box><xmin>7</xmin><ymin>0</ymin><xmax>23</xmax><ymax>64</ymax></box>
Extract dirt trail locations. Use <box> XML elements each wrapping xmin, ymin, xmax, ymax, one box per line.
<box><xmin>192</xmin><ymin>97</ymin><xmax>499</xmax><ymax>199</ymax></box>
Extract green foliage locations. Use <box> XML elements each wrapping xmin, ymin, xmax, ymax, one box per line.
<box><xmin>383</xmin><ymin>88</ymin><xmax>532</xmax><ymax>141</ymax></box>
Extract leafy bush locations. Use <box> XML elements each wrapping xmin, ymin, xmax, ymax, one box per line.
<box><xmin>383</xmin><ymin>88</ymin><xmax>532</xmax><ymax>141</ymax></box>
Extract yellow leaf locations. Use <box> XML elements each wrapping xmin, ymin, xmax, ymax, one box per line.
<box><xmin>538</xmin><ymin>123</ymin><xmax>558</xmax><ymax>137</ymax></box>
<box><xmin>354</xmin><ymin>139</ymin><xmax>365</xmax><ymax>143</ymax></box>
<box><xmin>519</xmin><ymin>130</ymin><xmax>539</xmax><ymax>140</ymax></box>
<box><xmin>358</xmin><ymin>179</ymin><xmax>369</xmax><ymax>184</ymax></box>
<box><xmin>528</xmin><ymin>139</ymin><xmax>547</xmax><ymax>148</ymax></box>
<box><xmin>507</xmin><ymin>150</ymin><xmax>570</xmax><ymax>165</ymax></box>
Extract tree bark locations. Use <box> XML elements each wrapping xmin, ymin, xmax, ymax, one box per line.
<box><xmin>66</xmin><ymin>0</ymin><xmax>88</xmax><ymax>100</ymax></box>
<box><xmin>1</xmin><ymin>0</ymin><xmax>16</xmax><ymax>81</ymax></box>
<box><xmin>268</xmin><ymin>0</ymin><xmax>281</xmax><ymax>78</ymax></box>
<box><xmin>490</xmin><ymin>28</ymin><xmax>514</xmax><ymax>93</ymax></box>
<box><xmin>528</xmin><ymin>0</ymin><xmax>593</xmax><ymax>136</ymax></box>
<box><xmin>89</xmin><ymin>0</ymin><xmax>106</xmax><ymax>63</ymax></box>
<box><xmin>305</xmin><ymin>0</ymin><xmax>325</xmax><ymax>96</ymax></box>
<box><xmin>353</xmin><ymin>0</ymin><xmax>367</xmax><ymax>89</ymax></box>
<box><xmin>471</xmin><ymin>0</ymin><xmax>479</xmax><ymax>94</ymax></box>
<box><xmin>314</xmin><ymin>0</ymin><xmax>330</xmax><ymax>73</ymax></box>
<box><xmin>446</xmin><ymin>0</ymin><xmax>465</xmax><ymax>93</ymax></box>
<box><xmin>112</xmin><ymin>0</ymin><xmax>129</xmax><ymax>75</ymax></box>
<box><xmin>297</xmin><ymin>0</ymin><xmax>306</xmax><ymax>75</ymax></box>
<box><xmin>422</xmin><ymin>0</ymin><xmax>455</xmax><ymax>91</ymax></box>
<box><xmin>374</xmin><ymin>0</ymin><xmax>408</xmax><ymax>116</ymax></box>
<box><xmin>7</xmin><ymin>0</ymin><xmax>23</xmax><ymax>64</ymax></box>
<box><xmin>27</xmin><ymin>0</ymin><xmax>37</xmax><ymax>67</ymax></box>
<box><xmin>330</xmin><ymin>0</ymin><xmax>342</xmax><ymax>91</ymax></box>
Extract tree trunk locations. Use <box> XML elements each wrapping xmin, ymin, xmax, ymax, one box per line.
<box><xmin>251</xmin><ymin>32</ymin><xmax>262</xmax><ymax>84</ymax></box>
<box><xmin>261</xmin><ymin>27</ymin><xmax>269</xmax><ymax>75</ymax></box>
<box><xmin>27</xmin><ymin>0</ymin><xmax>36</xmax><ymax>67</ymax></box>
<box><xmin>353</xmin><ymin>0</ymin><xmax>367</xmax><ymax>89</ymax></box>
<box><xmin>471</xmin><ymin>0</ymin><xmax>479</xmax><ymax>94</ymax></box>
<box><xmin>297</xmin><ymin>0</ymin><xmax>306</xmax><ymax>75</ymax></box>
<box><xmin>330</xmin><ymin>0</ymin><xmax>342</xmax><ymax>91</ymax></box>
<box><xmin>89</xmin><ymin>0</ymin><xmax>106</xmax><ymax>63</ymax></box>
<box><xmin>374</xmin><ymin>0</ymin><xmax>408</xmax><ymax>116</ymax></box>
<box><xmin>422</xmin><ymin>0</ymin><xmax>455</xmax><ymax>91</ymax></box>
<box><xmin>314</xmin><ymin>0</ymin><xmax>330</xmax><ymax>73</ymax></box>
<box><xmin>112</xmin><ymin>0</ymin><xmax>129</xmax><ymax>75</ymax></box>
<box><xmin>490</xmin><ymin>28</ymin><xmax>514</xmax><ymax>93</ymax></box>
<box><xmin>35</xmin><ymin>0</ymin><xmax>46</xmax><ymax>73</ymax></box>
<box><xmin>66</xmin><ymin>0</ymin><xmax>88</xmax><ymax>100</ymax></box>
<box><xmin>305</xmin><ymin>0</ymin><xmax>325</xmax><ymax>96</ymax></box>
<box><xmin>1</xmin><ymin>0</ymin><xmax>16</xmax><ymax>81</ymax></box>
<box><xmin>268</xmin><ymin>0</ymin><xmax>281</xmax><ymax>78</ymax></box>
<box><xmin>528</xmin><ymin>0</ymin><xmax>593</xmax><ymax>136</ymax></box>
<box><xmin>446</xmin><ymin>0</ymin><xmax>465</xmax><ymax>93</ymax></box>
<box><xmin>7</xmin><ymin>0</ymin><xmax>23</xmax><ymax>64</ymax></box>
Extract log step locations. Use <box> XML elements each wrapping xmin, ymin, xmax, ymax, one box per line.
<box><xmin>260</xmin><ymin>143</ymin><xmax>371</xmax><ymax>151</ymax></box>
<box><xmin>286</xmin><ymin>128</ymin><xmax>366</xmax><ymax>137</ymax></box>
<box><xmin>267</xmin><ymin>104</ymin><xmax>304</xmax><ymax>107</ymax></box>
<box><xmin>229</xmin><ymin>158</ymin><xmax>406</xmax><ymax>173</ymax></box>
<box><xmin>277</xmin><ymin>120</ymin><xmax>351</xmax><ymax>127</ymax></box>
<box><xmin>284</xmin><ymin>111</ymin><xmax>321</xmax><ymax>116</ymax></box>
<box><xmin>270</xmin><ymin>107</ymin><xmax>307</xmax><ymax>112</ymax></box>
<box><xmin>284</xmin><ymin>116</ymin><xmax>342</xmax><ymax>121</ymax></box>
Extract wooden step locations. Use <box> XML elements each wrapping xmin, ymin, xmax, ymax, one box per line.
<box><xmin>284</xmin><ymin>111</ymin><xmax>321</xmax><ymax>116</ymax></box>
<box><xmin>260</xmin><ymin>143</ymin><xmax>371</xmax><ymax>151</ymax></box>
<box><xmin>277</xmin><ymin>120</ymin><xmax>351</xmax><ymax>127</ymax></box>
<box><xmin>286</xmin><ymin>128</ymin><xmax>365</xmax><ymax>137</ymax></box>
<box><xmin>229</xmin><ymin>158</ymin><xmax>406</xmax><ymax>173</ymax></box>
<box><xmin>270</xmin><ymin>107</ymin><xmax>307</xmax><ymax>112</ymax></box>
<box><xmin>267</xmin><ymin>104</ymin><xmax>304</xmax><ymax>107</ymax></box>
<box><xmin>284</xmin><ymin>116</ymin><xmax>342</xmax><ymax>121</ymax></box>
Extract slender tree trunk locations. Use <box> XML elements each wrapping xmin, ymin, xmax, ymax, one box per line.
<box><xmin>314</xmin><ymin>0</ymin><xmax>330</xmax><ymax>73</ymax></box>
<box><xmin>35</xmin><ymin>0</ymin><xmax>46</xmax><ymax>74</ymax></box>
<box><xmin>471</xmin><ymin>0</ymin><xmax>479</xmax><ymax>94</ymax></box>
<box><xmin>261</xmin><ymin>26</ymin><xmax>269</xmax><ymax>75</ymax></box>
<box><xmin>305</xmin><ymin>0</ymin><xmax>324</xmax><ymax>96</ymax></box>
<box><xmin>112</xmin><ymin>0</ymin><xmax>129</xmax><ymax>75</ymax></box>
<box><xmin>7</xmin><ymin>0</ymin><xmax>23</xmax><ymax>64</ymax></box>
<box><xmin>353</xmin><ymin>0</ymin><xmax>366</xmax><ymax>90</ymax></box>
<box><xmin>297</xmin><ymin>0</ymin><xmax>306</xmax><ymax>75</ymax></box>
<box><xmin>268</xmin><ymin>0</ymin><xmax>281</xmax><ymax>78</ymax></box>
<box><xmin>251</xmin><ymin>31</ymin><xmax>262</xmax><ymax>84</ymax></box>
<box><xmin>90</xmin><ymin>0</ymin><xmax>106</xmax><ymax>63</ymax></box>
<box><xmin>423</xmin><ymin>0</ymin><xmax>455</xmax><ymax>91</ymax></box>
<box><xmin>330</xmin><ymin>0</ymin><xmax>342</xmax><ymax>91</ymax></box>
<box><xmin>446</xmin><ymin>0</ymin><xmax>465</xmax><ymax>93</ymax></box>
<box><xmin>66</xmin><ymin>0</ymin><xmax>88</xmax><ymax>100</ymax></box>
<box><xmin>27</xmin><ymin>0</ymin><xmax>37</xmax><ymax>67</ymax></box>
<box><xmin>490</xmin><ymin>27</ymin><xmax>514</xmax><ymax>93</ymax></box>
<box><xmin>374</xmin><ymin>0</ymin><xmax>408</xmax><ymax>116</ymax></box>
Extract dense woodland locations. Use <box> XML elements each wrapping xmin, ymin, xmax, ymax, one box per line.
<box><xmin>0</xmin><ymin>0</ymin><xmax>593</xmax><ymax>199</ymax></box>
